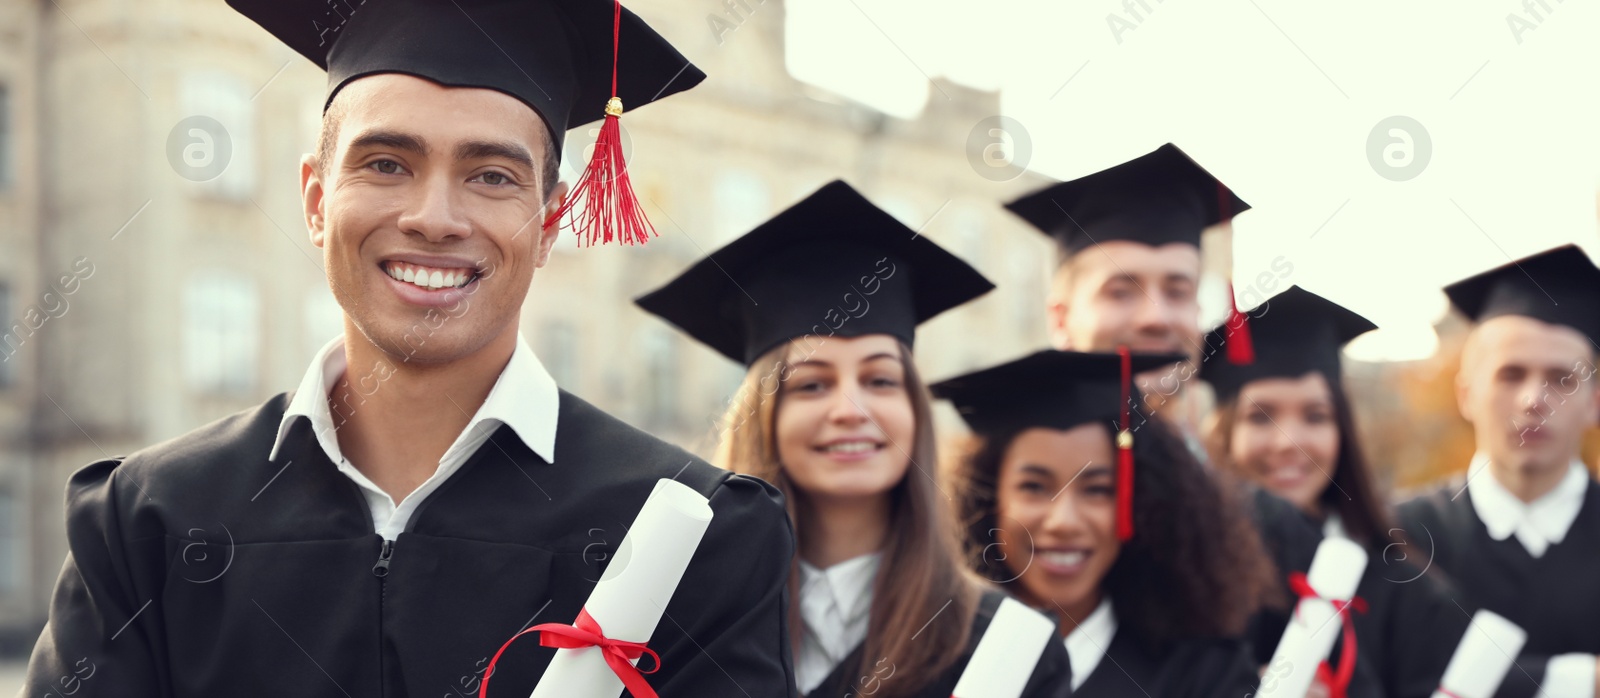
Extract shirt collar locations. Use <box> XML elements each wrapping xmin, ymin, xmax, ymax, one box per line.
<box><xmin>1064</xmin><ymin>597</ymin><xmax>1117</xmax><ymax>690</ymax></box>
<box><xmin>1323</xmin><ymin>512</ymin><xmax>1347</xmax><ymax>541</ymax></box>
<box><xmin>1466</xmin><ymin>451</ymin><xmax>1590</xmax><ymax>557</ymax></box>
<box><xmin>798</xmin><ymin>552</ymin><xmax>882</xmax><ymax>626</ymax></box>
<box><xmin>268</xmin><ymin>330</ymin><xmax>559</xmax><ymax>465</ymax></box>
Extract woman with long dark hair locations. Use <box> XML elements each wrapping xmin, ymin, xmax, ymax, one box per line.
<box><xmin>937</xmin><ymin>349</ymin><xmax>1276</xmax><ymax>696</ymax></box>
<box><xmin>1200</xmin><ymin>284</ymin><xmax>1467</xmax><ymax>698</ymax></box>
<box><xmin>635</xmin><ymin>180</ymin><xmax>1073</xmax><ymax>698</ymax></box>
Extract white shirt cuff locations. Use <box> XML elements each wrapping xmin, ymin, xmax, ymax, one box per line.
<box><xmin>1542</xmin><ymin>653</ymin><xmax>1597</xmax><ymax>698</ymax></box>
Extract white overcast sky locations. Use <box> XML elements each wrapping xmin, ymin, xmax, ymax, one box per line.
<box><xmin>783</xmin><ymin>0</ymin><xmax>1600</xmax><ymax>360</ymax></box>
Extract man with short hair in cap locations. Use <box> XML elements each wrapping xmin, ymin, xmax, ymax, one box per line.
<box><xmin>20</xmin><ymin>1</ymin><xmax>799</xmax><ymax>696</ymax></box>
<box><xmin>1003</xmin><ymin>142</ymin><xmax>1240</xmax><ymax>438</ymax></box>
<box><xmin>1003</xmin><ymin>143</ymin><xmax>1324</xmax><ymax>668</ymax></box>
<box><xmin>1398</xmin><ymin>244</ymin><xmax>1600</xmax><ymax>698</ymax></box>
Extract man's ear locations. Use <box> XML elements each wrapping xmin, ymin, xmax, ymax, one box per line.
<box><xmin>301</xmin><ymin>153</ymin><xmax>327</xmax><ymax>249</ymax></box>
<box><xmin>533</xmin><ymin>180</ymin><xmax>569</xmax><ymax>269</ymax></box>
<box><xmin>1046</xmin><ymin>264</ymin><xmax>1074</xmax><ymax>350</ymax></box>
<box><xmin>1455</xmin><ymin>358</ymin><xmax>1476</xmax><ymax>425</ymax></box>
<box><xmin>1585</xmin><ymin>363</ymin><xmax>1600</xmax><ymax>426</ymax></box>
<box><xmin>1046</xmin><ymin>299</ymin><xmax>1072</xmax><ymax>350</ymax></box>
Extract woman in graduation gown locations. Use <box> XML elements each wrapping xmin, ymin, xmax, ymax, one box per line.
<box><xmin>1199</xmin><ymin>285</ymin><xmax>1469</xmax><ymax>698</ymax></box>
<box><xmin>635</xmin><ymin>180</ymin><xmax>1074</xmax><ymax>698</ymax></box>
<box><xmin>936</xmin><ymin>349</ymin><xmax>1276</xmax><ymax>697</ymax></box>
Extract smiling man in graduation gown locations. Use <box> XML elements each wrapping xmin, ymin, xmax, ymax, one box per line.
<box><xmin>20</xmin><ymin>1</ymin><xmax>798</xmax><ymax>696</ymax></box>
<box><xmin>1398</xmin><ymin>244</ymin><xmax>1600</xmax><ymax>698</ymax></box>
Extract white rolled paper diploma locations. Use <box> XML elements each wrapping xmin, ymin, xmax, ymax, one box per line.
<box><xmin>951</xmin><ymin>597</ymin><xmax>1058</xmax><ymax>698</ymax></box>
<box><xmin>1432</xmin><ymin>610</ymin><xmax>1527</xmax><ymax>698</ymax></box>
<box><xmin>1256</xmin><ymin>537</ymin><xmax>1368</xmax><ymax>698</ymax></box>
<box><xmin>529</xmin><ymin>478</ymin><xmax>715</xmax><ymax>698</ymax></box>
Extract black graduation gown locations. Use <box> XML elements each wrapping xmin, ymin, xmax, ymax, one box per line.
<box><xmin>1244</xmin><ymin>486</ymin><xmax>1323</xmax><ymax>664</ymax></box>
<box><xmin>21</xmin><ymin>390</ymin><xmax>798</xmax><ymax>697</ymax></box>
<box><xmin>1073</xmin><ymin>625</ymin><xmax>1258</xmax><ymax>697</ymax></box>
<box><xmin>1398</xmin><ymin>481</ymin><xmax>1600</xmax><ymax>698</ymax></box>
<box><xmin>1313</xmin><ymin>519</ymin><xmax>1468</xmax><ymax>698</ymax></box>
<box><xmin>802</xmin><ymin>589</ymin><xmax>1074</xmax><ymax>698</ymax></box>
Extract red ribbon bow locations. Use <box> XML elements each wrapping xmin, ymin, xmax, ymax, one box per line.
<box><xmin>478</xmin><ymin>608</ymin><xmax>661</xmax><ymax>698</ymax></box>
<box><xmin>1287</xmin><ymin>571</ymin><xmax>1367</xmax><ymax>698</ymax></box>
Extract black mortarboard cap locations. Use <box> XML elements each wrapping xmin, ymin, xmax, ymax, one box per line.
<box><xmin>1003</xmin><ymin>143</ymin><xmax>1249</xmax><ymax>255</ymax></box>
<box><xmin>1200</xmin><ymin>286</ymin><xmax>1377</xmax><ymax>402</ymax></box>
<box><xmin>931</xmin><ymin>350</ymin><xmax>1186</xmax><ymax>436</ymax></box>
<box><xmin>227</xmin><ymin>0</ymin><xmax>705</xmax><ymax>152</ymax></box>
<box><xmin>932</xmin><ymin>349</ymin><xmax>1187</xmax><ymax>542</ymax></box>
<box><xmin>1444</xmin><ymin>244</ymin><xmax>1600</xmax><ymax>347</ymax></box>
<box><xmin>635</xmin><ymin>180</ymin><xmax>995</xmax><ymax>365</ymax></box>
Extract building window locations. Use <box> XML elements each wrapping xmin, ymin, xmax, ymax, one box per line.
<box><xmin>0</xmin><ymin>490</ymin><xmax>19</xmax><ymax>593</ymax></box>
<box><xmin>539</xmin><ymin>320</ymin><xmax>578</xmax><ymax>389</ymax></box>
<box><xmin>711</xmin><ymin>170</ymin><xmax>770</xmax><ymax>245</ymax></box>
<box><xmin>0</xmin><ymin>84</ymin><xmax>11</xmax><ymax>188</ymax></box>
<box><xmin>184</xmin><ymin>271</ymin><xmax>259</xmax><ymax>395</ymax></box>
<box><xmin>180</xmin><ymin>71</ymin><xmax>257</xmax><ymax>200</ymax></box>
<box><xmin>0</xmin><ymin>283</ymin><xmax>11</xmax><ymax>387</ymax></box>
<box><xmin>640</xmin><ymin>329</ymin><xmax>679</xmax><ymax>429</ymax></box>
<box><xmin>303</xmin><ymin>286</ymin><xmax>344</xmax><ymax>360</ymax></box>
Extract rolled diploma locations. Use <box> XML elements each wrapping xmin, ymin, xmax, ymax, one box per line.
<box><xmin>951</xmin><ymin>597</ymin><xmax>1058</xmax><ymax>698</ymax></box>
<box><xmin>529</xmin><ymin>478</ymin><xmax>715</xmax><ymax>698</ymax></box>
<box><xmin>1432</xmin><ymin>610</ymin><xmax>1527</xmax><ymax>698</ymax></box>
<box><xmin>1257</xmin><ymin>537</ymin><xmax>1368</xmax><ymax>698</ymax></box>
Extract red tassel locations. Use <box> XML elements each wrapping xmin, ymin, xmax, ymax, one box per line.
<box><xmin>1116</xmin><ymin>345</ymin><xmax>1135</xmax><ymax>542</ymax></box>
<box><xmin>1225</xmin><ymin>282</ymin><xmax>1256</xmax><ymax>365</ymax></box>
<box><xmin>544</xmin><ymin>1</ymin><xmax>656</xmax><ymax>247</ymax></box>
<box><xmin>1116</xmin><ymin>437</ymin><xmax>1134</xmax><ymax>541</ymax></box>
<box><xmin>1215</xmin><ymin>181</ymin><xmax>1255</xmax><ymax>365</ymax></box>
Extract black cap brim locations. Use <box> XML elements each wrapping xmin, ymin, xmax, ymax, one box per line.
<box><xmin>932</xmin><ymin>350</ymin><xmax>1188</xmax><ymax>436</ymax></box>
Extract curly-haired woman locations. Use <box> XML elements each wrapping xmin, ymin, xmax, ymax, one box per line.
<box><xmin>937</xmin><ymin>349</ymin><xmax>1276</xmax><ymax>696</ymax></box>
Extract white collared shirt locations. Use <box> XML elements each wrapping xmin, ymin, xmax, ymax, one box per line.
<box><xmin>267</xmin><ymin>331</ymin><xmax>559</xmax><ymax>541</ymax></box>
<box><xmin>1465</xmin><ymin>452</ymin><xmax>1596</xmax><ymax>698</ymax></box>
<box><xmin>1323</xmin><ymin>512</ymin><xmax>1348</xmax><ymax>541</ymax></box>
<box><xmin>1063</xmin><ymin>598</ymin><xmax>1117</xmax><ymax>690</ymax></box>
<box><xmin>795</xmin><ymin>552</ymin><xmax>882</xmax><ymax>694</ymax></box>
<box><xmin>1466</xmin><ymin>452</ymin><xmax>1589</xmax><ymax>559</ymax></box>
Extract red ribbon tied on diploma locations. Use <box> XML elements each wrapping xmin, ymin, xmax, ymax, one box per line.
<box><xmin>1288</xmin><ymin>571</ymin><xmax>1367</xmax><ymax>698</ymax></box>
<box><xmin>478</xmin><ymin>608</ymin><xmax>662</xmax><ymax>698</ymax></box>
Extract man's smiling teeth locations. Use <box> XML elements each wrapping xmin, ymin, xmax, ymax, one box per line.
<box><xmin>1041</xmin><ymin>551</ymin><xmax>1087</xmax><ymax>566</ymax></box>
<box><xmin>821</xmin><ymin>441</ymin><xmax>880</xmax><ymax>454</ymax></box>
<box><xmin>384</xmin><ymin>262</ymin><xmax>475</xmax><ymax>290</ymax></box>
